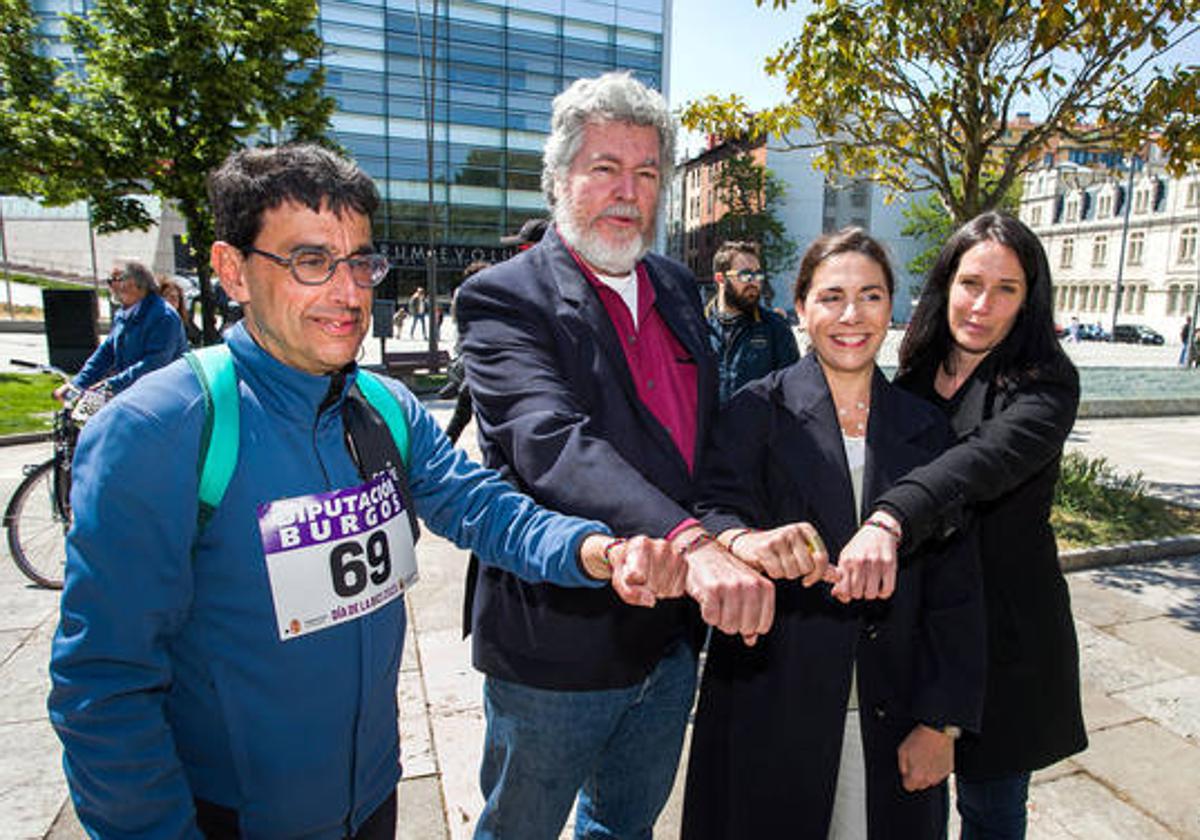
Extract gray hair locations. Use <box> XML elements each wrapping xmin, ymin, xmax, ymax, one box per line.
<box><xmin>122</xmin><ymin>261</ymin><xmax>157</xmax><ymax>294</ymax></box>
<box><xmin>542</xmin><ymin>71</ymin><xmax>676</xmax><ymax>207</ymax></box>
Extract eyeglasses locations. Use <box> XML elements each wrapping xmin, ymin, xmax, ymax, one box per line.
<box><xmin>106</xmin><ymin>274</ymin><xmax>126</xmax><ymax>286</ymax></box>
<box><xmin>243</xmin><ymin>246</ymin><xmax>391</xmax><ymax>288</ymax></box>
<box><xmin>724</xmin><ymin>270</ymin><xmax>764</xmax><ymax>285</ymax></box>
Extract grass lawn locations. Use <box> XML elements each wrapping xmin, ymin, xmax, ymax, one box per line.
<box><xmin>0</xmin><ymin>372</ymin><xmax>60</xmax><ymax>435</ymax></box>
<box><xmin>1052</xmin><ymin>452</ymin><xmax>1200</xmax><ymax>549</ymax></box>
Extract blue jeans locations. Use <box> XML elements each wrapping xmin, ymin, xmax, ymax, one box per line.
<box><xmin>957</xmin><ymin>772</ymin><xmax>1031</xmax><ymax>840</ymax></box>
<box><xmin>475</xmin><ymin>641</ymin><xmax>697</xmax><ymax>840</ymax></box>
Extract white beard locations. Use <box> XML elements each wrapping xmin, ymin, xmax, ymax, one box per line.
<box><xmin>554</xmin><ymin>190</ymin><xmax>652</xmax><ymax>275</ymax></box>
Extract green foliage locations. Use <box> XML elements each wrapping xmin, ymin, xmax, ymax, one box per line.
<box><xmin>22</xmin><ymin>0</ymin><xmax>337</xmax><ymax>341</ymax></box>
<box><xmin>901</xmin><ymin>177</ymin><xmax>1022</xmax><ymax>280</ymax></box>
<box><xmin>1051</xmin><ymin>452</ymin><xmax>1200</xmax><ymax>548</ymax></box>
<box><xmin>0</xmin><ymin>0</ymin><xmax>68</xmax><ymax>197</ymax></box>
<box><xmin>713</xmin><ymin>151</ymin><xmax>798</xmax><ymax>286</ymax></box>
<box><xmin>682</xmin><ymin>0</ymin><xmax>1200</xmax><ymax>224</ymax></box>
<box><xmin>0</xmin><ymin>372</ymin><xmax>59</xmax><ymax>434</ymax></box>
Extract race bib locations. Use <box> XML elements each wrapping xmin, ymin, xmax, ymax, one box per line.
<box><xmin>257</xmin><ymin>469</ymin><xmax>418</xmax><ymax>641</ymax></box>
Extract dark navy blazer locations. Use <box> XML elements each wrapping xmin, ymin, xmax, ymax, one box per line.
<box><xmin>456</xmin><ymin>226</ymin><xmax>716</xmax><ymax>690</ymax></box>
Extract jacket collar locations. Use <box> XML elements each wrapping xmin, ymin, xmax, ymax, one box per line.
<box><xmin>776</xmin><ymin>354</ymin><xmax>941</xmax><ymax>531</ymax></box>
<box><xmin>225</xmin><ymin>322</ymin><xmax>357</xmax><ymax>421</ymax></box>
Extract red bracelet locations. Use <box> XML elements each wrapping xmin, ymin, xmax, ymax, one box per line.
<box><xmin>601</xmin><ymin>537</ymin><xmax>627</xmax><ymax>567</ymax></box>
<box><xmin>678</xmin><ymin>530</ymin><xmax>713</xmax><ymax>559</ymax></box>
<box><xmin>865</xmin><ymin>517</ymin><xmax>902</xmax><ymax>542</ymax></box>
<box><xmin>726</xmin><ymin>527</ymin><xmax>758</xmax><ymax>556</ymax></box>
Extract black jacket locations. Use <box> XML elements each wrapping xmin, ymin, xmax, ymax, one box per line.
<box><xmin>456</xmin><ymin>226</ymin><xmax>716</xmax><ymax>690</ymax></box>
<box><xmin>876</xmin><ymin>352</ymin><xmax>1088</xmax><ymax>779</ymax></box>
<box><xmin>682</xmin><ymin>355</ymin><xmax>985</xmax><ymax>839</ymax></box>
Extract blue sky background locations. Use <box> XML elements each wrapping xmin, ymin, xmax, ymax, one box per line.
<box><xmin>668</xmin><ymin>0</ymin><xmax>1200</xmax><ymax>159</ymax></box>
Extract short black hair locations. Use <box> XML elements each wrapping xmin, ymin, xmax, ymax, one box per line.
<box><xmin>207</xmin><ymin>144</ymin><xmax>379</xmax><ymax>250</ymax></box>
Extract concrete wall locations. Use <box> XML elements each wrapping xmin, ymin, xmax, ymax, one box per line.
<box><xmin>0</xmin><ymin>197</ymin><xmax>187</xmax><ymax>280</ymax></box>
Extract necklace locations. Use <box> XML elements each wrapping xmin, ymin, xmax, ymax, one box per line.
<box><xmin>836</xmin><ymin>399</ymin><xmax>870</xmax><ymax>436</ymax></box>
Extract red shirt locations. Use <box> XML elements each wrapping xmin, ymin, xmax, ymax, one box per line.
<box><xmin>570</xmin><ymin>251</ymin><xmax>700</xmax><ymax>475</ymax></box>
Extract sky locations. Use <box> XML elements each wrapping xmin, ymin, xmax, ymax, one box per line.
<box><xmin>667</xmin><ymin>0</ymin><xmax>1200</xmax><ymax>160</ymax></box>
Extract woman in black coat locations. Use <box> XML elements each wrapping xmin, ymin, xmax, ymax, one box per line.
<box><xmin>682</xmin><ymin>229</ymin><xmax>986</xmax><ymax>839</ymax></box>
<box><xmin>841</xmin><ymin>212</ymin><xmax>1088</xmax><ymax>838</ymax></box>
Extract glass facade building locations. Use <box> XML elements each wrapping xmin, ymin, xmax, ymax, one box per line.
<box><xmin>24</xmin><ymin>0</ymin><xmax>669</xmax><ymax>292</ymax></box>
<box><xmin>317</xmin><ymin>0</ymin><xmax>668</xmax><ymax>291</ymax></box>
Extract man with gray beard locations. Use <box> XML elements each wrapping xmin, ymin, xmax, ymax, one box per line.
<box><xmin>455</xmin><ymin>72</ymin><xmax>775</xmax><ymax>839</ymax></box>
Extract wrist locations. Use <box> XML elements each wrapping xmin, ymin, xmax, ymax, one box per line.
<box><xmin>578</xmin><ymin>533</ymin><xmax>617</xmax><ymax>581</ymax></box>
<box><xmin>865</xmin><ymin>511</ymin><xmax>902</xmax><ymax>543</ymax></box>
<box><xmin>672</xmin><ymin>527</ymin><xmax>714</xmax><ymax>563</ymax></box>
<box><xmin>719</xmin><ymin>527</ymin><xmax>758</xmax><ymax>557</ymax></box>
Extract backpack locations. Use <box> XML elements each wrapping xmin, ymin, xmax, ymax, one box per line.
<box><xmin>184</xmin><ymin>344</ymin><xmax>411</xmax><ymax>528</ymax></box>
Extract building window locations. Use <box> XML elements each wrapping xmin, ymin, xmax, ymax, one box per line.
<box><xmin>1065</xmin><ymin>197</ymin><xmax>1079</xmax><ymax>222</ymax></box>
<box><xmin>1123</xmin><ymin>287</ymin><xmax>1135</xmax><ymax>313</ymax></box>
<box><xmin>1090</xmin><ymin>285</ymin><xmax>1101</xmax><ymax>310</ymax></box>
<box><xmin>1068</xmin><ymin>286</ymin><xmax>1078</xmax><ymax>310</ymax></box>
<box><xmin>1030</xmin><ymin>206</ymin><xmax>1042</xmax><ymax>226</ymax></box>
<box><xmin>1137</xmin><ymin>285</ymin><xmax>1146</xmax><ymax>314</ymax></box>
<box><xmin>1183</xmin><ymin>286</ymin><xmax>1195</xmax><ymax>318</ymax></box>
<box><xmin>1167</xmin><ymin>284</ymin><xmax>1180</xmax><ymax>315</ymax></box>
<box><xmin>1092</xmin><ymin>235</ymin><xmax>1107</xmax><ymax>267</ymax></box>
<box><xmin>1134</xmin><ymin>187</ymin><xmax>1150</xmax><ymax>214</ymax></box>
<box><xmin>1188</xmin><ymin>181</ymin><xmax>1199</xmax><ymax>208</ymax></box>
<box><xmin>1100</xmin><ymin>286</ymin><xmax>1110</xmax><ymax>311</ymax></box>
<box><xmin>1060</xmin><ymin>238</ymin><xmax>1074</xmax><ymax>269</ymax></box>
<box><xmin>1128</xmin><ymin>231</ymin><xmax>1145</xmax><ymax>266</ymax></box>
<box><xmin>1097</xmin><ymin>194</ymin><xmax>1112</xmax><ymax>217</ymax></box>
<box><xmin>1180</xmin><ymin>226</ymin><xmax>1198</xmax><ymax>264</ymax></box>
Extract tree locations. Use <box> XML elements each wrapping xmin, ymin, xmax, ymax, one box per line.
<box><xmin>682</xmin><ymin>0</ymin><xmax>1200</xmax><ymax>225</ymax></box>
<box><xmin>0</xmin><ymin>0</ymin><xmax>66</xmax><ymax>197</ymax></box>
<box><xmin>46</xmin><ymin>0</ymin><xmax>336</xmax><ymax>341</ymax></box>
<box><xmin>901</xmin><ymin>177</ymin><xmax>1023</xmax><ymax>281</ymax></box>
<box><xmin>713</xmin><ymin>150</ymin><xmax>797</xmax><ymax>291</ymax></box>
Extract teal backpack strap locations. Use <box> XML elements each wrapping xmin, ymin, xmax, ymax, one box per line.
<box><xmin>355</xmin><ymin>369</ymin><xmax>410</xmax><ymax>467</ymax></box>
<box><xmin>184</xmin><ymin>344</ymin><xmax>240</xmax><ymax>528</ymax></box>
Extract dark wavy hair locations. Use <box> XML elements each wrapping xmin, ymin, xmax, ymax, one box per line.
<box><xmin>898</xmin><ymin>212</ymin><xmax>1068</xmax><ymax>383</ymax></box>
<box><xmin>793</xmin><ymin>227</ymin><xmax>895</xmax><ymax>303</ymax></box>
<box><xmin>208</xmin><ymin>144</ymin><xmax>379</xmax><ymax>251</ymax></box>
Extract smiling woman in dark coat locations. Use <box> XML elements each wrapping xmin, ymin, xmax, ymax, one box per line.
<box><xmin>840</xmin><ymin>212</ymin><xmax>1088</xmax><ymax>839</ymax></box>
<box><xmin>682</xmin><ymin>228</ymin><xmax>986</xmax><ymax>839</ymax></box>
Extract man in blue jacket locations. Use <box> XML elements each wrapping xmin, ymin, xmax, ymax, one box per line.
<box><xmin>53</xmin><ymin>260</ymin><xmax>188</xmax><ymax>400</ymax></box>
<box><xmin>707</xmin><ymin>240</ymin><xmax>799</xmax><ymax>404</ymax></box>
<box><xmin>48</xmin><ymin>144</ymin><xmax>682</xmax><ymax>839</ymax></box>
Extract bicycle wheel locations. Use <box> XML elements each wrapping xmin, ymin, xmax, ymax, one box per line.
<box><xmin>5</xmin><ymin>459</ymin><xmax>69</xmax><ymax>589</ymax></box>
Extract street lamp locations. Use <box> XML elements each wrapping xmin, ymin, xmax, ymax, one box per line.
<box><xmin>1110</xmin><ymin>154</ymin><xmax>1138</xmax><ymax>336</ymax></box>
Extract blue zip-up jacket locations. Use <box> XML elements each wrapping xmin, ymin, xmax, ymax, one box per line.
<box><xmin>707</xmin><ymin>305</ymin><xmax>799</xmax><ymax>404</ymax></box>
<box><xmin>48</xmin><ymin>324</ymin><xmax>609</xmax><ymax>838</ymax></box>
<box><xmin>72</xmin><ymin>293</ymin><xmax>189</xmax><ymax>393</ymax></box>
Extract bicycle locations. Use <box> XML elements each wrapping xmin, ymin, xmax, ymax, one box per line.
<box><xmin>3</xmin><ymin>360</ymin><xmax>107</xmax><ymax>589</ymax></box>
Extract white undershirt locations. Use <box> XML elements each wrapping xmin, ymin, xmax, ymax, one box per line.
<box><xmin>594</xmin><ymin>269</ymin><xmax>639</xmax><ymax>327</ymax></box>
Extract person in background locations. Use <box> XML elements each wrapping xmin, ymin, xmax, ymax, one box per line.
<box><xmin>683</xmin><ymin>228</ymin><xmax>984</xmax><ymax>839</ymax></box>
<box><xmin>442</xmin><ymin>260</ymin><xmax>492</xmax><ymax>444</ymax></box>
<box><xmin>54</xmin><ymin>261</ymin><xmax>188</xmax><ymax>401</ymax></box>
<box><xmin>1180</xmin><ymin>315</ymin><xmax>1192</xmax><ymax>366</ymax></box>
<box><xmin>706</xmin><ymin>239</ymin><xmax>798</xmax><ymax>404</ymax></box>
<box><xmin>408</xmin><ymin>286</ymin><xmax>428</xmax><ymax>340</ymax></box>
<box><xmin>158</xmin><ymin>276</ymin><xmax>203</xmax><ymax>347</ymax></box>
<box><xmin>456</xmin><ymin>71</ymin><xmax>775</xmax><ymax>839</ymax></box>
<box><xmin>838</xmin><ymin>212</ymin><xmax>1087</xmax><ymax>839</ymax></box>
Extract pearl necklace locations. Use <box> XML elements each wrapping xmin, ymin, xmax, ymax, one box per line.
<box><xmin>837</xmin><ymin>400</ymin><xmax>870</xmax><ymax>435</ymax></box>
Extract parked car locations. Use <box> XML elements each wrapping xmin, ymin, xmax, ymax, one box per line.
<box><xmin>1111</xmin><ymin>324</ymin><xmax>1165</xmax><ymax>345</ymax></box>
<box><xmin>1077</xmin><ymin>323</ymin><xmax>1110</xmax><ymax>342</ymax></box>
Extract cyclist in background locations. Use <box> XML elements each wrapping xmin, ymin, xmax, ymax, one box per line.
<box><xmin>53</xmin><ymin>261</ymin><xmax>188</xmax><ymax>400</ymax></box>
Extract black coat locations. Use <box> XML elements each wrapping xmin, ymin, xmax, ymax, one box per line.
<box><xmin>455</xmin><ymin>226</ymin><xmax>716</xmax><ymax>690</ymax></box>
<box><xmin>682</xmin><ymin>356</ymin><xmax>985</xmax><ymax>839</ymax></box>
<box><xmin>876</xmin><ymin>352</ymin><xmax>1088</xmax><ymax>779</ymax></box>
